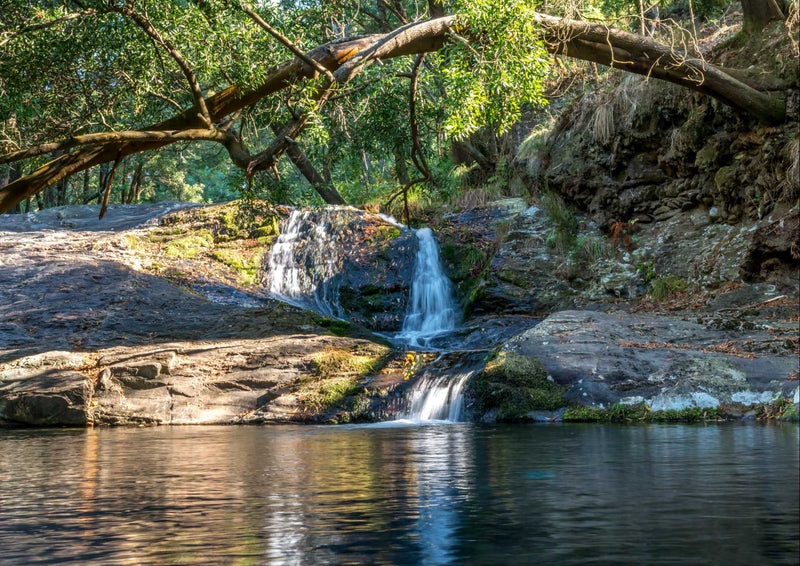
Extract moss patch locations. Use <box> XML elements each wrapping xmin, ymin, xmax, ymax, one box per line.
<box><xmin>467</xmin><ymin>351</ymin><xmax>566</xmax><ymax>420</ymax></box>
<box><xmin>297</xmin><ymin>344</ymin><xmax>391</xmax><ymax>418</ymax></box>
<box><xmin>162</xmin><ymin>231</ymin><xmax>214</xmax><ymax>259</ymax></box>
<box><xmin>313</xmin><ymin>317</ymin><xmax>356</xmax><ymax>337</ymax></box>
<box><xmin>562</xmin><ymin>404</ymin><xmax>722</xmax><ymax>423</ymax></box>
<box><xmin>211</xmin><ymin>248</ymin><xmax>259</xmax><ymax>285</ymax></box>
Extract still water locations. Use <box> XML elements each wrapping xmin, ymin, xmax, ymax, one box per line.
<box><xmin>1</xmin><ymin>423</ymin><xmax>797</xmax><ymax>565</ymax></box>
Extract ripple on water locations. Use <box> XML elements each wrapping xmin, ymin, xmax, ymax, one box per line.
<box><xmin>0</xmin><ymin>424</ymin><xmax>797</xmax><ymax>565</ymax></box>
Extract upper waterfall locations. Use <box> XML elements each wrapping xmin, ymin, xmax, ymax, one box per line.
<box><xmin>396</xmin><ymin>227</ymin><xmax>457</xmax><ymax>348</ymax></box>
<box><xmin>266</xmin><ymin>209</ymin><xmax>342</xmax><ymax>317</ymax></box>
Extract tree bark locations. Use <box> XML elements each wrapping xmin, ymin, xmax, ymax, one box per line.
<box><xmin>271</xmin><ymin>125</ymin><xmax>346</xmax><ymax>204</ymax></box>
<box><xmin>742</xmin><ymin>0</ymin><xmax>786</xmax><ymax>33</ymax></box>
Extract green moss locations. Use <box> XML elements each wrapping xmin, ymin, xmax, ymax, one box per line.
<box><xmin>714</xmin><ymin>165</ymin><xmax>738</xmax><ymax>191</ymax></box>
<box><xmin>439</xmin><ymin>241</ymin><xmax>491</xmax><ymax>315</ymax></box>
<box><xmin>310</xmin><ymin>345</ymin><xmax>389</xmax><ymax>379</ymax></box>
<box><xmin>441</xmin><ymin>243</ymin><xmax>487</xmax><ymax>282</ymax></box>
<box><xmin>211</xmin><ymin>248</ymin><xmax>259</xmax><ymax>285</ymax></box>
<box><xmin>562</xmin><ymin>403</ymin><xmax>722</xmax><ymax>422</ymax></box>
<box><xmin>298</xmin><ymin>344</ymin><xmax>389</xmax><ymax>416</ymax></box>
<box><xmin>162</xmin><ymin>231</ymin><xmax>213</xmax><ymax>259</ymax></box>
<box><xmin>371</xmin><ymin>225</ymin><xmax>402</xmax><ymax>243</ymax></box>
<box><xmin>313</xmin><ymin>317</ymin><xmax>355</xmax><ymax>337</ymax></box>
<box><xmin>694</xmin><ymin>141</ymin><xmax>718</xmax><ymax>171</ymax></box>
<box><xmin>468</xmin><ymin>351</ymin><xmax>566</xmax><ymax>420</ymax></box>
<box><xmin>159</xmin><ymin>201</ymin><xmax>279</xmax><ymax>243</ymax></box>
<box><xmin>123</xmin><ymin>234</ymin><xmax>151</xmax><ymax>253</ymax></box>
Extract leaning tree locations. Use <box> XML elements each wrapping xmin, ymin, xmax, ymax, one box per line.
<box><xmin>0</xmin><ymin>0</ymin><xmax>792</xmax><ymax>214</ymax></box>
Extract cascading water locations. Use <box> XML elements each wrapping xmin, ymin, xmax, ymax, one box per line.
<box><xmin>266</xmin><ymin>209</ymin><xmax>342</xmax><ymax>317</ymax></box>
<box><xmin>267</xmin><ymin>210</ymin><xmax>469</xmax><ymax>422</ymax></box>
<box><xmin>403</xmin><ymin>372</ymin><xmax>472</xmax><ymax>422</ymax></box>
<box><xmin>393</xmin><ymin>227</ymin><xmax>467</xmax><ymax>421</ymax></box>
<box><xmin>396</xmin><ymin>227</ymin><xmax>457</xmax><ymax>348</ymax></box>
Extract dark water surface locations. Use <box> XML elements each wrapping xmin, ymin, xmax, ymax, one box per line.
<box><xmin>1</xmin><ymin>423</ymin><xmax>797</xmax><ymax>565</ymax></box>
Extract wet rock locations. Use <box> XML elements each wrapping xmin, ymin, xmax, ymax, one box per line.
<box><xmin>263</xmin><ymin>207</ymin><xmax>417</xmax><ymax>332</ymax></box>
<box><xmin>0</xmin><ymin>203</ymin><xmax>407</xmax><ymax>427</ymax></box>
<box><xmin>740</xmin><ymin>209</ymin><xmax>800</xmax><ymax>291</ymax></box>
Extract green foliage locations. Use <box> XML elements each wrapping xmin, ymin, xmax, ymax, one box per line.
<box><xmin>541</xmin><ymin>192</ymin><xmax>579</xmax><ymax>234</ymax></box>
<box><xmin>442</xmin><ymin>0</ymin><xmax>550</xmax><ymax>139</ymax></box>
<box><xmin>648</xmin><ymin>275</ymin><xmax>688</xmax><ymax>298</ymax></box>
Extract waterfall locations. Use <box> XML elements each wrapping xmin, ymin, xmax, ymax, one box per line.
<box><xmin>396</xmin><ymin>228</ymin><xmax>457</xmax><ymax>348</ymax></box>
<box><xmin>403</xmin><ymin>373</ymin><xmax>471</xmax><ymax>422</ymax></box>
<box><xmin>398</xmin><ymin>352</ymin><xmax>485</xmax><ymax>423</ymax></box>
<box><xmin>266</xmin><ymin>209</ymin><xmax>341</xmax><ymax>317</ymax></box>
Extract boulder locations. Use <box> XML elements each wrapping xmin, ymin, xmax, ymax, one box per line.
<box><xmin>0</xmin><ymin>352</ymin><xmax>92</xmax><ymax>426</ymax></box>
<box><xmin>501</xmin><ymin>310</ymin><xmax>798</xmax><ymax>411</ymax></box>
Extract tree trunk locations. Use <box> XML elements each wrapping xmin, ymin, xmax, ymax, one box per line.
<box><xmin>81</xmin><ymin>168</ymin><xmax>90</xmax><ymax>202</ymax></box>
<box><xmin>742</xmin><ymin>0</ymin><xmax>786</xmax><ymax>33</ymax></box>
<box><xmin>394</xmin><ymin>145</ymin><xmax>412</xmax><ymax>186</ymax></box>
<box><xmin>270</xmin><ymin>124</ymin><xmax>346</xmax><ymax>204</ymax></box>
<box><xmin>125</xmin><ymin>162</ymin><xmax>145</xmax><ymax>204</ymax></box>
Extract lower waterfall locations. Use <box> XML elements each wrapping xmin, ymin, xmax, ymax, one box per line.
<box><xmin>402</xmin><ymin>372</ymin><xmax>472</xmax><ymax>422</ymax></box>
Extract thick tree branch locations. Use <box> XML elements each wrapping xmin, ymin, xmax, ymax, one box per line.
<box><xmin>1</xmin><ymin>14</ymin><xmax>788</xmax><ymax>214</ymax></box>
<box><xmin>111</xmin><ymin>4</ymin><xmax>214</xmax><ymax>126</ymax></box>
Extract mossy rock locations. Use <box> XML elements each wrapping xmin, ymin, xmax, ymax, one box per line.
<box><xmin>714</xmin><ymin>165</ymin><xmax>738</xmax><ymax>191</ymax></box>
<box><xmin>298</xmin><ymin>344</ymin><xmax>391</xmax><ymax>417</ymax></box>
<box><xmin>694</xmin><ymin>141</ymin><xmax>718</xmax><ymax>171</ymax></box>
<box><xmin>159</xmin><ymin>201</ymin><xmax>280</xmax><ymax>243</ymax></box>
<box><xmin>562</xmin><ymin>403</ymin><xmax>722</xmax><ymax>423</ymax></box>
<box><xmin>162</xmin><ymin>231</ymin><xmax>213</xmax><ymax>259</ymax></box>
<box><xmin>467</xmin><ymin>351</ymin><xmax>567</xmax><ymax>420</ymax></box>
<box><xmin>310</xmin><ymin>344</ymin><xmax>390</xmax><ymax>380</ymax></box>
<box><xmin>211</xmin><ymin>248</ymin><xmax>260</xmax><ymax>285</ymax></box>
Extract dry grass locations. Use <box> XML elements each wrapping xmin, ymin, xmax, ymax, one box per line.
<box><xmin>592</xmin><ymin>102</ymin><xmax>615</xmax><ymax>145</ymax></box>
<box><xmin>450</xmin><ymin>186</ymin><xmax>497</xmax><ymax>210</ymax></box>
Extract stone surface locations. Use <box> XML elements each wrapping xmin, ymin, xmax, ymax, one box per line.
<box><xmin>262</xmin><ymin>207</ymin><xmax>417</xmax><ymax>331</ymax></box>
<box><xmin>0</xmin><ymin>203</ymin><xmax>407</xmax><ymax>426</ymax></box>
<box><xmin>501</xmin><ymin>310</ymin><xmax>798</xmax><ymax>411</ymax></box>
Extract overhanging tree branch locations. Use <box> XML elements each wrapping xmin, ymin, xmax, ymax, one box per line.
<box><xmin>0</xmin><ymin>14</ymin><xmax>788</xmax><ymax>214</ymax></box>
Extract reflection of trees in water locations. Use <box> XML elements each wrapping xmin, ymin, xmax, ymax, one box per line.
<box><xmin>0</xmin><ymin>425</ymin><xmax>797</xmax><ymax>564</ymax></box>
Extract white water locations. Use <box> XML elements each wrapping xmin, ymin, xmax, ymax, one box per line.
<box><xmin>266</xmin><ymin>209</ymin><xmax>341</xmax><ymax>316</ymax></box>
<box><xmin>396</xmin><ymin>227</ymin><xmax>457</xmax><ymax>348</ymax></box>
<box><xmin>401</xmin><ymin>372</ymin><xmax>472</xmax><ymax>422</ymax></box>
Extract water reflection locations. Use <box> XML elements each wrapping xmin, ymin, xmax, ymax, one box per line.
<box><xmin>0</xmin><ymin>424</ymin><xmax>797</xmax><ymax>565</ymax></box>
